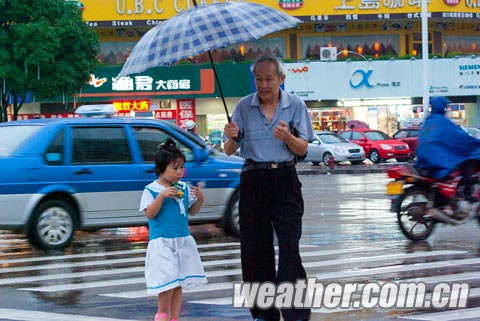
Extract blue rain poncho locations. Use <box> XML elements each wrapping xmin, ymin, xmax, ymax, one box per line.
<box><xmin>416</xmin><ymin>96</ymin><xmax>480</xmax><ymax>179</ymax></box>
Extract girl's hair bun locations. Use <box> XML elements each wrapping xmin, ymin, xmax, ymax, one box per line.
<box><xmin>158</xmin><ymin>138</ymin><xmax>176</xmax><ymax>150</ymax></box>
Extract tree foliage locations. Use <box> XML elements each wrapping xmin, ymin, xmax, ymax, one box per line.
<box><xmin>0</xmin><ymin>0</ymin><xmax>99</xmax><ymax>121</ymax></box>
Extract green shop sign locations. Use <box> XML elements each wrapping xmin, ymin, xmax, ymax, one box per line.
<box><xmin>76</xmin><ymin>64</ymin><xmax>253</xmax><ymax>102</ymax></box>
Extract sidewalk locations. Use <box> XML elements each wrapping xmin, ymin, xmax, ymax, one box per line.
<box><xmin>296</xmin><ymin>160</ymin><xmax>399</xmax><ymax>175</ymax></box>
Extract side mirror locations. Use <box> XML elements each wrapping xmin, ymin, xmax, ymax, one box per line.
<box><xmin>197</xmin><ymin>148</ymin><xmax>210</xmax><ymax>163</ymax></box>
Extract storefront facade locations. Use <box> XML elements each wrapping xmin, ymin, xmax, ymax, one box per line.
<box><xmin>18</xmin><ymin>0</ymin><xmax>480</xmax><ymax>137</ymax></box>
<box><xmin>285</xmin><ymin>58</ymin><xmax>480</xmax><ymax>134</ymax></box>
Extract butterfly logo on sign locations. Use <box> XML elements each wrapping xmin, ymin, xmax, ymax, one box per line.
<box><xmin>88</xmin><ymin>74</ymin><xmax>107</xmax><ymax>88</ymax></box>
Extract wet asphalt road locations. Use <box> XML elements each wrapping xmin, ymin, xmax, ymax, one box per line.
<box><xmin>1</xmin><ymin>167</ymin><xmax>480</xmax><ymax>321</ymax></box>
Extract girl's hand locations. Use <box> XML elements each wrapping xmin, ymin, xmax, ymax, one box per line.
<box><xmin>190</xmin><ymin>183</ymin><xmax>204</xmax><ymax>202</ymax></box>
<box><xmin>160</xmin><ymin>186</ymin><xmax>178</xmax><ymax>199</ymax></box>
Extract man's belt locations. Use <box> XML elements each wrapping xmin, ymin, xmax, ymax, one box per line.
<box><xmin>242</xmin><ymin>159</ymin><xmax>296</xmax><ymax>173</ymax></box>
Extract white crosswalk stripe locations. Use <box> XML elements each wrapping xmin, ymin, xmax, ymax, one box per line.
<box><xmin>398</xmin><ymin>307</ymin><xmax>480</xmax><ymax>321</ymax></box>
<box><xmin>0</xmin><ymin>308</ymin><xmax>142</xmax><ymax>321</ymax></box>
<box><xmin>1</xmin><ymin>238</ymin><xmax>480</xmax><ymax>321</ymax></box>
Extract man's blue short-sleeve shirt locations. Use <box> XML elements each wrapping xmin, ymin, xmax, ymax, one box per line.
<box><xmin>231</xmin><ymin>89</ymin><xmax>314</xmax><ymax>162</ymax></box>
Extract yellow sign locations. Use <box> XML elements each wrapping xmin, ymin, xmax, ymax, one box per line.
<box><xmin>113</xmin><ymin>100</ymin><xmax>150</xmax><ymax>111</ymax></box>
<box><xmin>80</xmin><ymin>0</ymin><xmax>480</xmax><ymax>25</ymax></box>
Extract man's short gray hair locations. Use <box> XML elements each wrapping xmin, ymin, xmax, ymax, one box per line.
<box><xmin>251</xmin><ymin>54</ymin><xmax>286</xmax><ymax>77</ymax></box>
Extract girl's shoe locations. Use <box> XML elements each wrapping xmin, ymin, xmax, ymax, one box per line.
<box><xmin>154</xmin><ymin>312</ymin><xmax>169</xmax><ymax>321</ymax></box>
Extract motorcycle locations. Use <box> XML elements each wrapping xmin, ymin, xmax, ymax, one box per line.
<box><xmin>386</xmin><ymin>163</ymin><xmax>480</xmax><ymax>241</ymax></box>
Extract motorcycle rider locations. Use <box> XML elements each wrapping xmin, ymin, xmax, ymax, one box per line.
<box><xmin>416</xmin><ymin>96</ymin><xmax>480</xmax><ymax>204</ymax></box>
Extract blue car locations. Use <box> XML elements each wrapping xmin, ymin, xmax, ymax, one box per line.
<box><xmin>0</xmin><ymin>106</ymin><xmax>242</xmax><ymax>250</ymax></box>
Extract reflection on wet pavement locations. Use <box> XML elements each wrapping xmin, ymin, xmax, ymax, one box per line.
<box><xmin>1</xmin><ymin>174</ymin><xmax>480</xmax><ymax>321</ymax></box>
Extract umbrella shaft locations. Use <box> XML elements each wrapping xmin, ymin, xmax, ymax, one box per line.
<box><xmin>207</xmin><ymin>50</ymin><xmax>231</xmax><ymax>123</ymax></box>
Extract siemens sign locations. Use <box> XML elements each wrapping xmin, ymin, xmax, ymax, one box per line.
<box><xmin>459</xmin><ymin>65</ymin><xmax>480</xmax><ymax>70</ymax></box>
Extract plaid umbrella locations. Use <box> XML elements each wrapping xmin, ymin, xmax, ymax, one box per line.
<box><xmin>118</xmin><ymin>2</ymin><xmax>301</xmax><ymax>121</ymax></box>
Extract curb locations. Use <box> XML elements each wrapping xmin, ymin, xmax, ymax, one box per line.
<box><xmin>296</xmin><ymin>162</ymin><xmax>399</xmax><ymax>175</ymax></box>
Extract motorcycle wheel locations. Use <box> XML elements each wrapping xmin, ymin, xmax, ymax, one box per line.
<box><xmin>397</xmin><ymin>186</ymin><xmax>436</xmax><ymax>241</ymax></box>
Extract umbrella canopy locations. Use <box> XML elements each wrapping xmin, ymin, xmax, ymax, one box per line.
<box><xmin>346</xmin><ymin>120</ymin><xmax>370</xmax><ymax>129</ymax></box>
<box><xmin>118</xmin><ymin>2</ymin><xmax>301</xmax><ymax>77</ymax></box>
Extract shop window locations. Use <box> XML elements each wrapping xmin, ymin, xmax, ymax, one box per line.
<box><xmin>411</xmin><ymin>33</ymin><xmax>432</xmax><ymax>58</ymax></box>
<box><xmin>193</xmin><ymin>37</ymin><xmax>287</xmax><ymax>63</ymax></box>
<box><xmin>444</xmin><ymin>35</ymin><xmax>480</xmax><ymax>56</ymax></box>
<box><xmin>301</xmin><ymin>35</ymin><xmax>399</xmax><ymax>60</ymax></box>
<box><xmin>98</xmin><ymin>41</ymin><xmax>138</xmax><ymax>65</ymax></box>
<box><xmin>310</xmin><ymin>109</ymin><xmax>346</xmax><ymax>132</ymax></box>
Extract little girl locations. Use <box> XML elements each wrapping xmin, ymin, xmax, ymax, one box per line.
<box><xmin>139</xmin><ymin>139</ymin><xmax>207</xmax><ymax>321</ymax></box>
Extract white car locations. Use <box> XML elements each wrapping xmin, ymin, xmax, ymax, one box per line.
<box><xmin>303</xmin><ymin>131</ymin><xmax>366</xmax><ymax>166</ymax></box>
<box><xmin>462</xmin><ymin>125</ymin><xmax>480</xmax><ymax>139</ymax></box>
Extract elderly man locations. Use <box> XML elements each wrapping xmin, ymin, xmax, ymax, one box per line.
<box><xmin>223</xmin><ymin>54</ymin><xmax>313</xmax><ymax>321</ymax></box>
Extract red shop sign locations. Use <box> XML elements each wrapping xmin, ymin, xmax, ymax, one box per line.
<box><xmin>176</xmin><ymin>98</ymin><xmax>196</xmax><ymax>129</ymax></box>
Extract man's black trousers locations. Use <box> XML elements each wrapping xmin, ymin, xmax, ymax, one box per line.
<box><xmin>239</xmin><ymin>165</ymin><xmax>311</xmax><ymax>321</ymax></box>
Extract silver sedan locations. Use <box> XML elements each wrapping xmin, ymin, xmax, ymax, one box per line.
<box><xmin>303</xmin><ymin>131</ymin><xmax>366</xmax><ymax>166</ymax></box>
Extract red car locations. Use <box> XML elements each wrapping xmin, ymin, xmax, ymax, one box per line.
<box><xmin>392</xmin><ymin>125</ymin><xmax>421</xmax><ymax>156</ymax></box>
<box><xmin>339</xmin><ymin>128</ymin><xmax>411</xmax><ymax>163</ymax></box>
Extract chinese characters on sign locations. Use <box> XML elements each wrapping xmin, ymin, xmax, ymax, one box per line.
<box><xmin>177</xmin><ymin>99</ymin><xmax>196</xmax><ymax>129</ymax></box>
<box><xmin>334</xmin><ymin>0</ymin><xmax>424</xmax><ymax>11</ymax></box>
<box><xmin>154</xmin><ymin>110</ymin><xmax>177</xmax><ymax>120</ymax></box>
<box><xmin>113</xmin><ymin>100</ymin><xmax>177</xmax><ymax>119</ymax></box>
<box><xmin>15</xmin><ymin>106</ymin><xmax>177</xmax><ymax>121</ymax></box>
<box><xmin>112</xmin><ymin>76</ymin><xmax>191</xmax><ymax>92</ymax></box>
<box><xmin>113</xmin><ymin>100</ymin><xmax>150</xmax><ymax>112</ymax></box>
<box><xmin>307</xmin><ymin>0</ymin><xmax>480</xmax><ymax>22</ymax></box>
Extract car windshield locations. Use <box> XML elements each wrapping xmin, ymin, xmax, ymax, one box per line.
<box><xmin>318</xmin><ymin>133</ymin><xmax>348</xmax><ymax>144</ymax></box>
<box><xmin>364</xmin><ymin>131</ymin><xmax>392</xmax><ymax>141</ymax></box>
<box><xmin>0</xmin><ymin>125</ymin><xmax>43</xmax><ymax>156</ymax></box>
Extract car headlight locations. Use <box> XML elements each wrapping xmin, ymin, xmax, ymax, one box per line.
<box><xmin>333</xmin><ymin>147</ymin><xmax>347</xmax><ymax>154</ymax></box>
<box><xmin>380</xmin><ymin>144</ymin><xmax>393</xmax><ymax>150</ymax></box>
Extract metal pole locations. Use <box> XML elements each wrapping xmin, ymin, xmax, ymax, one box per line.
<box><xmin>422</xmin><ymin>0</ymin><xmax>429</xmax><ymax>118</ymax></box>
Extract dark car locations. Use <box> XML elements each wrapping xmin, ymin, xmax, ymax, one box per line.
<box><xmin>0</xmin><ymin>105</ymin><xmax>243</xmax><ymax>250</ymax></box>
<box><xmin>339</xmin><ymin>128</ymin><xmax>411</xmax><ymax>163</ymax></box>
<box><xmin>392</xmin><ymin>125</ymin><xmax>421</xmax><ymax>156</ymax></box>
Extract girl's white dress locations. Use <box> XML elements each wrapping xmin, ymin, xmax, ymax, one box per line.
<box><xmin>139</xmin><ymin>180</ymin><xmax>207</xmax><ymax>294</ymax></box>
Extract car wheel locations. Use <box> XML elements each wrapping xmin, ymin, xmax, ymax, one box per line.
<box><xmin>28</xmin><ymin>200</ymin><xmax>76</xmax><ymax>251</ymax></box>
<box><xmin>322</xmin><ymin>152</ymin><xmax>333</xmax><ymax>166</ymax></box>
<box><xmin>368</xmin><ymin>149</ymin><xmax>381</xmax><ymax>164</ymax></box>
<box><xmin>223</xmin><ymin>189</ymin><xmax>240</xmax><ymax>238</ymax></box>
